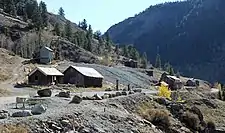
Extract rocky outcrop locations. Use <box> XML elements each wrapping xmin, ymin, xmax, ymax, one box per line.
<box><xmin>31</xmin><ymin>104</ymin><xmax>47</xmax><ymax>115</ymax></box>
<box><xmin>70</xmin><ymin>95</ymin><xmax>82</xmax><ymax>104</ymax></box>
<box><xmin>12</xmin><ymin>110</ymin><xmax>32</xmax><ymax>117</ymax></box>
<box><xmin>37</xmin><ymin>88</ymin><xmax>52</xmax><ymax>97</ymax></box>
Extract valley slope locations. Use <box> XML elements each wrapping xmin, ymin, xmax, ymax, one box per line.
<box><xmin>107</xmin><ymin>0</ymin><xmax>225</xmax><ymax>83</ymax></box>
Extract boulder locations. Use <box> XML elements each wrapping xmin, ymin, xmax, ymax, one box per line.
<box><xmin>31</xmin><ymin>104</ymin><xmax>47</xmax><ymax>115</ymax></box>
<box><xmin>37</xmin><ymin>88</ymin><xmax>52</xmax><ymax>97</ymax></box>
<box><xmin>133</xmin><ymin>89</ymin><xmax>142</xmax><ymax>93</ymax></box>
<box><xmin>105</xmin><ymin>88</ymin><xmax>112</xmax><ymax>91</ymax></box>
<box><xmin>70</xmin><ymin>95</ymin><xmax>82</xmax><ymax>104</ymax></box>
<box><xmin>155</xmin><ymin>97</ymin><xmax>171</xmax><ymax>106</ymax></box>
<box><xmin>129</xmin><ymin>91</ymin><xmax>135</xmax><ymax>95</ymax></box>
<box><xmin>0</xmin><ymin>112</ymin><xmax>9</xmax><ymax>119</ymax></box>
<box><xmin>93</xmin><ymin>94</ymin><xmax>102</xmax><ymax>100</ymax></box>
<box><xmin>121</xmin><ymin>91</ymin><xmax>127</xmax><ymax>96</ymax></box>
<box><xmin>58</xmin><ymin>91</ymin><xmax>70</xmax><ymax>98</ymax></box>
<box><xmin>111</xmin><ymin>94</ymin><xmax>116</xmax><ymax>98</ymax></box>
<box><xmin>116</xmin><ymin>92</ymin><xmax>122</xmax><ymax>96</ymax></box>
<box><xmin>61</xmin><ymin>120</ymin><xmax>70</xmax><ymax>126</ymax></box>
<box><xmin>101</xmin><ymin>94</ymin><xmax>109</xmax><ymax>99</ymax></box>
<box><xmin>12</xmin><ymin>110</ymin><xmax>32</xmax><ymax>117</ymax></box>
<box><xmin>0</xmin><ymin>110</ymin><xmax>9</xmax><ymax>119</ymax></box>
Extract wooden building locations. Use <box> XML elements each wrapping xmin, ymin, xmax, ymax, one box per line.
<box><xmin>40</xmin><ymin>46</ymin><xmax>53</xmax><ymax>64</ymax></box>
<box><xmin>28</xmin><ymin>67</ymin><xmax>63</xmax><ymax>85</ymax></box>
<box><xmin>124</xmin><ymin>59</ymin><xmax>138</xmax><ymax>68</ymax></box>
<box><xmin>63</xmin><ymin>66</ymin><xmax>104</xmax><ymax>87</ymax></box>
<box><xmin>160</xmin><ymin>73</ymin><xmax>183</xmax><ymax>90</ymax></box>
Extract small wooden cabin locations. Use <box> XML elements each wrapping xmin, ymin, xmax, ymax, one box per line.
<box><xmin>40</xmin><ymin>46</ymin><xmax>53</xmax><ymax>64</ymax></box>
<box><xmin>160</xmin><ymin>73</ymin><xmax>183</xmax><ymax>90</ymax></box>
<box><xmin>63</xmin><ymin>66</ymin><xmax>104</xmax><ymax>87</ymax></box>
<box><xmin>28</xmin><ymin>67</ymin><xmax>63</xmax><ymax>85</ymax></box>
<box><xmin>124</xmin><ymin>59</ymin><xmax>138</xmax><ymax>68</ymax></box>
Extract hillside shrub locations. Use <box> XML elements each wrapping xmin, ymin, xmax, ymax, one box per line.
<box><xmin>181</xmin><ymin>112</ymin><xmax>200</xmax><ymax>131</ymax></box>
<box><xmin>143</xmin><ymin>109</ymin><xmax>171</xmax><ymax>129</ymax></box>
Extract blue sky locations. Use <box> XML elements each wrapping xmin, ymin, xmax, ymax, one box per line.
<box><xmin>38</xmin><ymin>0</ymin><xmax>180</xmax><ymax>32</ymax></box>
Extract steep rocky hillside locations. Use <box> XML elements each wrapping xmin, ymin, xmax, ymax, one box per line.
<box><xmin>107</xmin><ymin>0</ymin><xmax>225</xmax><ymax>83</ymax></box>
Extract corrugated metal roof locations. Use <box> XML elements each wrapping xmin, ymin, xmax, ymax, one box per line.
<box><xmin>71</xmin><ymin>66</ymin><xmax>104</xmax><ymax>78</ymax></box>
<box><xmin>29</xmin><ymin>67</ymin><xmax>63</xmax><ymax>76</ymax></box>
<box><xmin>167</xmin><ymin>75</ymin><xmax>181</xmax><ymax>81</ymax></box>
<box><xmin>44</xmin><ymin>46</ymin><xmax>53</xmax><ymax>52</ymax></box>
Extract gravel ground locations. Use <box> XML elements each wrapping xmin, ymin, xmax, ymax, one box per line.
<box><xmin>0</xmin><ymin>93</ymin><xmax>162</xmax><ymax>133</ymax></box>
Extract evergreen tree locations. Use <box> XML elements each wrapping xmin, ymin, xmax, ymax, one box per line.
<box><xmin>169</xmin><ymin>66</ymin><xmax>175</xmax><ymax>75</ymax></box>
<box><xmin>105</xmin><ymin>32</ymin><xmax>112</xmax><ymax>52</ymax></box>
<box><xmin>155</xmin><ymin>54</ymin><xmax>162</xmax><ymax>69</ymax></box>
<box><xmin>80</xmin><ymin>19</ymin><xmax>88</xmax><ymax>30</ymax></box>
<box><xmin>39</xmin><ymin>1</ymin><xmax>48</xmax><ymax>27</ymax></box>
<box><xmin>123</xmin><ymin>45</ymin><xmax>129</xmax><ymax>57</ymax></box>
<box><xmin>164</xmin><ymin>62</ymin><xmax>171</xmax><ymax>72</ymax></box>
<box><xmin>86</xmin><ymin>35</ymin><xmax>92</xmax><ymax>52</ymax></box>
<box><xmin>87</xmin><ymin>25</ymin><xmax>93</xmax><ymax>38</ymax></box>
<box><xmin>25</xmin><ymin>0</ymin><xmax>39</xmax><ymax>19</ymax></box>
<box><xmin>2</xmin><ymin>0</ymin><xmax>17</xmax><ymax>16</ymax></box>
<box><xmin>53</xmin><ymin>23</ymin><xmax>61</xmax><ymax>36</ymax></box>
<box><xmin>94</xmin><ymin>30</ymin><xmax>102</xmax><ymax>40</ymax></box>
<box><xmin>32</xmin><ymin>3</ymin><xmax>42</xmax><ymax>30</ymax></box>
<box><xmin>130</xmin><ymin>47</ymin><xmax>139</xmax><ymax>60</ymax></box>
<box><xmin>86</xmin><ymin>25</ymin><xmax>93</xmax><ymax>52</ymax></box>
<box><xmin>142</xmin><ymin>52</ymin><xmax>148</xmax><ymax>68</ymax></box>
<box><xmin>115</xmin><ymin>45</ymin><xmax>119</xmax><ymax>54</ymax></box>
<box><xmin>64</xmin><ymin>20</ymin><xmax>72</xmax><ymax>40</ymax></box>
<box><xmin>58</xmin><ymin>7</ymin><xmax>65</xmax><ymax>17</ymax></box>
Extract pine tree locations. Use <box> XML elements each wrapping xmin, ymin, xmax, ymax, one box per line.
<box><xmin>105</xmin><ymin>32</ymin><xmax>112</xmax><ymax>52</ymax></box>
<box><xmin>64</xmin><ymin>20</ymin><xmax>72</xmax><ymax>40</ymax></box>
<box><xmin>86</xmin><ymin>25</ymin><xmax>93</xmax><ymax>52</ymax></box>
<box><xmin>87</xmin><ymin>25</ymin><xmax>93</xmax><ymax>38</ymax></box>
<box><xmin>2</xmin><ymin>0</ymin><xmax>17</xmax><ymax>16</ymax></box>
<box><xmin>130</xmin><ymin>47</ymin><xmax>139</xmax><ymax>60</ymax></box>
<box><xmin>80</xmin><ymin>19</ymin><xmax>88</xmax><ymax>30</ymax></box>
<box><xmin>54</xmin><ymin>23</ymin><xmax>61</xmax><ymax>36</ymax></box>
<box><xmin>39</xmin><ymin>1</ymin><xmax>48</xmax><ymax>27</ymax></box>
<box><xmin>123</xmin><ymin>45</ymin><xmax>129</xmax><ymax>57</ymax></box>
<box><xmin>155</xmin><ymin>54</ymin><xmax>162</xmax><ymax>69</ymax></box>
<box><xmin>169</xmin><ymin>66</ymin><xmax>175</xmax><ymax>75</ymax></box>
<box><xmin>58</xmin><ymin>7</ymin><xmax>65</xmax><ymax>17</ymax></box>
<box><xmin>94</xmin><ymin>30</ymin><xmax>102</xmax><ymax>40</ymax></box>
<box><xmin>142</xmin><ymin>52</ymin><xmax>148</xmax><ymax>68</ymax></box>
<box><xmin>164</xmin><ymin>62</ymin><xmax>171</xmax><ymax>72</ymax></box>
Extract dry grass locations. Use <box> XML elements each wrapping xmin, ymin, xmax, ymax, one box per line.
<box><xmin>0</xmin><ymin>125</ymin><xmax>29</xmax><ymax>133</ymax></box>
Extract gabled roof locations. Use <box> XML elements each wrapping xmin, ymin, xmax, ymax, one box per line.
<box><xmin>70</xmin><ymin>66</ymin><xmax>104</xmax><ymax>78</ymax></box>
<box><xmin>29</xmin><ymin>67</ymin><xmax>63</xmax><ymax>76</ymax></box>
<box><xmin>167</xmin><ymin>75</ymin><xmax>181</xmax><ymax>82</ymax></box>
<box><xmin>42</xmin><ymin>46</ymin><xmax>53</xmax><ymax>52</ymax></box>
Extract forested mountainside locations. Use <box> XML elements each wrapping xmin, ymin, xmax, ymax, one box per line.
<box><xmin>107</xmin><ymin>0</ymin><xmax>225</xmax><ymax>83</ymax></box>
<box><xmin>0</xmin><ymin>0</ymin><xmax>146</xmax><ymax>66</ymax></box>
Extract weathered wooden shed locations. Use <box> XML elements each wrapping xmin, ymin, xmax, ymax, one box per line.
<box><xmin>28</xmin><ymin>67</ymin><xmax>63</xmax><ymax>85</ymax></box>
<box><xmin>63</xmin><ymin>66</ymin><xmax>104</xmax><ymax>87</ymax></box>
<box><xmin>40</xmin><ymin>46</ymin><xmax>53</xmax><ymax>64</ymax></box>
<box><xmin>124</xmin><ymin>59</ymin><xmax>138</xmax><ymax>68</ymax></box>
<box><xmin>160</xmin><ymin>73</ymin><xmax>183</xmax><ymax>90</ymax></box>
